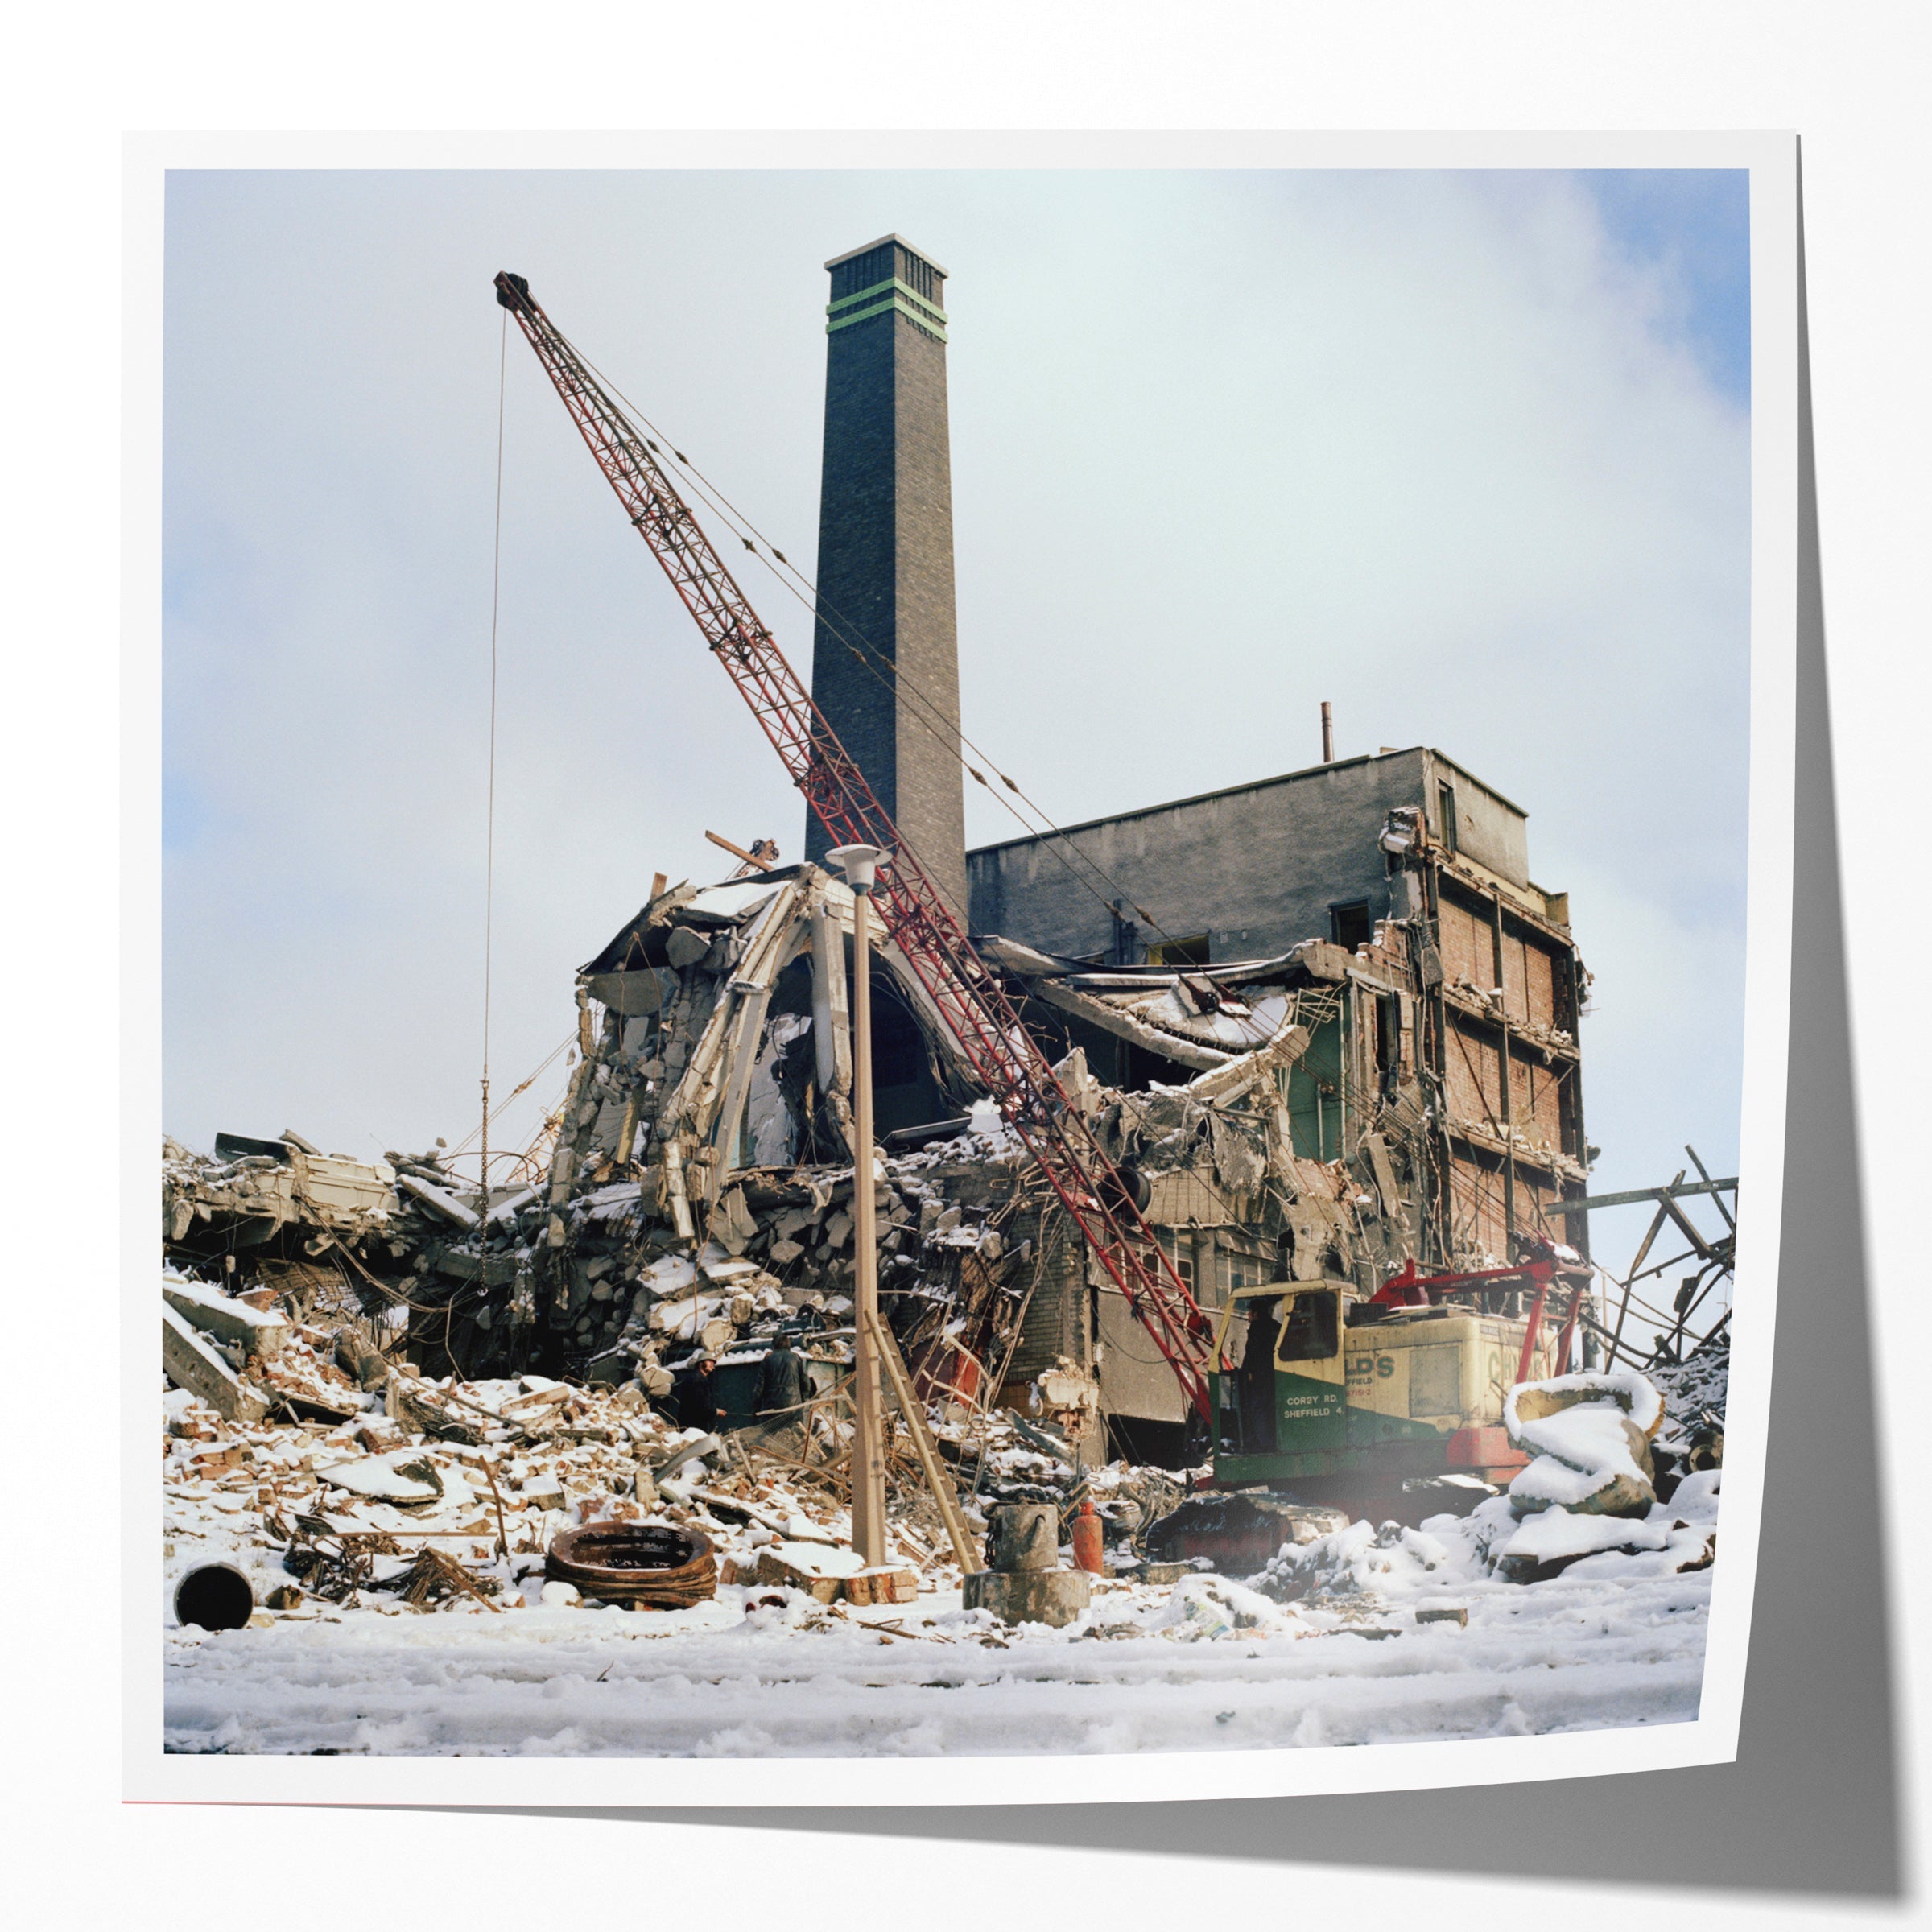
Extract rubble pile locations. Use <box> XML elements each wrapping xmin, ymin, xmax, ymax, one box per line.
<box><xmin>162</xmin><ymin>869</ymin><xmax>1476</xmax><ymax>1452</ymax></box>
<box><xmin>160</xmin><ymin>1257</ymin><xmax>1206</xmax><ymax>1634</ymax></box>
<box><xmin>163</xmin><ymin>862</ymin><xmax>1479</xmax><ymax>1451</ymax></box>
<box><xmin>159</xmin><ymin>1303</ymin><xmax>1720</xmax><ymax>1757</ymax></box>
<box><xmin>1254</xmin><ymin>1365</ymin><xmax>1719</xmax><ymax>1609</ymax></box>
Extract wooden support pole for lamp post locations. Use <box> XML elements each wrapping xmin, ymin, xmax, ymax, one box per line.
<box><xmin>829</xmin><ymin>845</ymin><xmax>890</xmax><ymax>1567</ymax></box>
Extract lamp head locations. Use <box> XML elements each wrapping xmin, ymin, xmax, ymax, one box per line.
<box><xmin>825</xmin><ymin>843</ymin><xmax>889</xmax><ymax>894</ymax></box>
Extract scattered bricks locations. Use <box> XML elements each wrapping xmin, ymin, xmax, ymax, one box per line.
<box><xmin>844</xmin><ymin>1566</ymin><xmax>919</xmax><ymax>1607</ymax></box>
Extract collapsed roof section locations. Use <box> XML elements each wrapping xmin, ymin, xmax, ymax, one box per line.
<box><xmin>975</xmin><ymin>935</ymin><xmax>1351</xmax><ymax>1072</ymax></box>
<box><xmin>552</xmin><ymin>864</ymin><xmax>1348</xmax><ymax>1253</ymax></box>
<box><xmin>552</xmin><ymin>863</ymin><xmax>985</xmax><ymax>1244</ymax></box>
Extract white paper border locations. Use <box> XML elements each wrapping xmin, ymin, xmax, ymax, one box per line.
<box><xmin>125</xmin><ymin>125</ymin><xmax>1798</xmax><ymax>1809</ymax></box>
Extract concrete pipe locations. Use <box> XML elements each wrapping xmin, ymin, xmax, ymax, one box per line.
<box><xmin>174</xmin><ymin>1562</ymin><xmax>254</xmax><ymax>1632</ymax></box>
<box><xmin>987</xmin><ymin>1503</ymin><xmax>1061</xmax><ymax>1573</ymax></box>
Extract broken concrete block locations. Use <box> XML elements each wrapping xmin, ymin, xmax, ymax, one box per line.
<box><xmin>517</xmin><ymin>1472</ymin><xmax>567</xmax><ymax>1510</ymax></box>
<box><xmin>162</xmin><ymin>1302</ymin><xmax>269</xmax><ymax>1423</ymax></box>
<box><xmin>753</xmin><ymin>1538</ymin><xmax>867</xmax><ymax>1603</ymax></box>
<box><xmin>163</xmin><ymin>1277</ymin><xmax>290</xmax><ymax>1359</ymax></box>
<box><xmin>334</xmin><ymin>1327</ymin><xmax>389</xmax><ymax>1390</ymax></box>
<box><xmin>397</xmin><ymin>1171</ymin><xmax>480</xmax><ymax>1228</ymax></box>
<box><xmin>664</xmin><ymin>925</ymin><xmax>709</xmax><ymax>968</ymax></box>
<box><xmin>753</xmin><ymin>1550</ymin><xmax>842</xmax><ymax>1602</ymax></box>
<box><xmin>964</xmin><ymin>1568</ymin><xmax>1090</xmax><ymax>1629</ymax></box>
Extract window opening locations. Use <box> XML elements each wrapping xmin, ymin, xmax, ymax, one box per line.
<box><xmin>1330</xmin><ymin>902</ymin><xmax>1372</xmax><ymax>952</ymax></box>
<box><xmin>1146</xmin><ymin>933</ymin><xmax>1211</xmax><ymax>968</ymax></box>
<box><xmin>1277</xmin><ymin>1289</ymin><xmax>1340</xmax><ymax>1364</ymax></box>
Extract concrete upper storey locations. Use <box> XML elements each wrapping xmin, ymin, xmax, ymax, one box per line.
<box><xmin>966</xmin><ymin>746</ymin><xmax>1554</xmax><ymax>964</ymax></box>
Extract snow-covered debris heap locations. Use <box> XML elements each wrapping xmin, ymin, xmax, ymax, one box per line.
<box><xmin>1257</xmin><ymin>1366</ymin><xmax>1717</xmax><ymax>1608</ymax></box>
<box><xmin>1488</xmin><ymin>1367</ymin><xmax>1718</xmax><ymax>1581</ymax></box>
<box><xmin>162</xmin><ymin>1336</ymin><xmax>952</xmax><ymax>1629</ymax></box>
<box><xmin>159</xmin><ymin>1274</ymin><xmax>1220</xmax><ymax>1642</ymax></box>
<box><xmin>1257</xmin><ymin>1472</ymin><xmax>1719</xmax><ymax>1606</ymax></box>
<box><xmin>1504</xmin><ymin>1370</ymin><xmax>1665</xmax><ymax>1518</ymax></box>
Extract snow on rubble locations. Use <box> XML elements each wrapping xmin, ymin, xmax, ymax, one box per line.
<box><xmin>161</xmin><ymin>1322</ymin><xmax>1717</xmax><ymax>1757</ymax></box>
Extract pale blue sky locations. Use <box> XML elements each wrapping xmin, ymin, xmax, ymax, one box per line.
<box><xmin>163</xmin><ymin>167</ymin><xmax>1750</xmax><ymax>1266</ymax></box>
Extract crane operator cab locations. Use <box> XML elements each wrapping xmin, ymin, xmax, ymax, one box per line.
<box><xmin>1207</xmin><ymin>1277</ymin><xmax>1558</xmax><ymax>1513</ymax></box>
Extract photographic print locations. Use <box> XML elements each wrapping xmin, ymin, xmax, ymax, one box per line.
<box><xmin>138</xmin><ymin>136</ymin><xmax>1794</xmax><ymax>1795</ymax></box>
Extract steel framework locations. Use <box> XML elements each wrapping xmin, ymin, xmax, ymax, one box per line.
<box><xmin>493</xmin><ymin>271</ymin><xmax>1216</xmax><ymax>1417</ymax></box>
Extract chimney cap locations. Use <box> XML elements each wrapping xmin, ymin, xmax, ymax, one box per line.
<box><xmin>824</xmin><ymin>233</ymin><xmax>949</xmax><ymax>278</ymax></box>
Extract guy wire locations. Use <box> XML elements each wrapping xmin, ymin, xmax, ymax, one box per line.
<box><xmin>481</xmin><ymin>309</ymin><xmax>506</xmax><ymax>1208</ymax></box>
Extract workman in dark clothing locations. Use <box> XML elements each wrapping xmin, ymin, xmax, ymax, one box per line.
<box><xmin>673</xmin><ymin>1355</ymin><xmax>723</xmax><ymax>1434</ymax></box>
<box><xmin>756</xmin><ymin>1335</ymin><xmax>808</xmax><ymax>1425</ymax></box>
<box><xmin>742</xmin><ymin>1335</ymin><xmax>810</xmax><ymax>1458</ymax></box>
<box><xmin>1236</xmin><ymin>1297</ymin><xmax>1280</xmax><ymax>1454</ymax></box>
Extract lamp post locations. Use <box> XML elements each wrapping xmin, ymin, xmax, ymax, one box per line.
<box><xmin>825</xmin><ymin>843</ymin><xmax>890</xmax><ymax>1567</ymax></box>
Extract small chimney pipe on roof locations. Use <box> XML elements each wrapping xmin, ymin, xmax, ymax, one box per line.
<box><xmin>1320</xmin><ymin>701</ymin><xmax>1334</xmax><ymax>763</ymax></box>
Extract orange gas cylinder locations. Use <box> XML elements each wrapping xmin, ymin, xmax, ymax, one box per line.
<box><xmin>1071</xmin><ymin>1499</ymin><xmax>1105</xmax><ymax>1574</ymax></box>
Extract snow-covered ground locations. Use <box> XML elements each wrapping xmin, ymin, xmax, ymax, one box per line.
<box><xmin>159</xmin><ymin>1296</ymin><xmax>1722</xmax><ymax>1758</ymax></box>
<box><xmin>163</xmin><ymin>1496</ymin><xmax>1715</xmax><ymax>1757</ymax></box>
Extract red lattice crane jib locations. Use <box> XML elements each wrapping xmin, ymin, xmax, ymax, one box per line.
<box><xmin>493</xmin><ymin>270</ymin><xmax>1216</xmax><ymax>1418</ymax></box>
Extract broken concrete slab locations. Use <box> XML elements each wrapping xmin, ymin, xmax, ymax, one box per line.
<box><xmin>318</xmin><ymin>1454</ymin><xmax>445</xmax><ymax>1507</ymax></box>
<box><xmin>163</xmin><ymin>1276</ymin><xmax>290</xmax><ymax>1358</ymax></box>
<box><xmin>397</xmin><ymin>1172</ymin><xmax>480</xmax><ymax>1228</ymax></box>
<box><xmin>162</xmin><ymin>1302</ymin><xmax>270</xmax><ymax>1423</ymax></box>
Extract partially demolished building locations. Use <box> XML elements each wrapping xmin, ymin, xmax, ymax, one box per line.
<box><xmin>162</xmin><ymin>232</ymin><xmax>1598</xmax><ymax>1468</ymax></box>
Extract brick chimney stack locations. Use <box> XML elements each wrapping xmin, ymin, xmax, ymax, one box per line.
<box><xmin>805</xmin><ymin>235</ymin><xmax>968</xmax><ymax>921</ymax></box>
